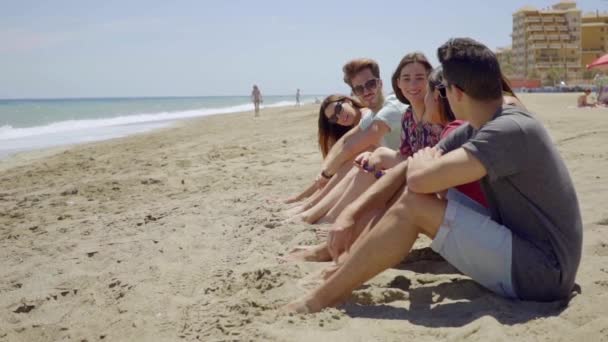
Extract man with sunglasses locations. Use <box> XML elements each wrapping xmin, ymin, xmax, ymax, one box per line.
<box><xmin>316</xmin><ymin>58</ymin><xmax>406</xmax><ymax>187</ymax></box>
<box><xmin>287</xmin><ymin>38</ymin><xmax>582</xmax><ymax>313</ymax></box>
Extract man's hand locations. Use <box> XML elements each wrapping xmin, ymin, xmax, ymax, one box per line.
<box><xmin>327</xmin><ymin>214</ymin><xmax>357</xmax><ymax>261</ymax></box>
<box><xmin>408</xmin><ymin>147</ymin><xmax>441</xmax><ymax>174</ymax></box>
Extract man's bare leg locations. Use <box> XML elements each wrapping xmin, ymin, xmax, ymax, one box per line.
<box><xmin>285</xmin><ymin>190</ymin><xmax>447</xmax><ymax>313</ymax></box>
<box><xmin>286</xmin><ymin>208</ymin><xmax>381</xmax><ymax>263</ymax></box>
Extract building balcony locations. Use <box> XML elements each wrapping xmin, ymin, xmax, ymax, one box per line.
<box><xmin>549</xmin><ymin>43</ymin><xmax>563</xmax><ymax>48</ymax></box>
<box><xmin>544</xmin><ymin>25</ymin><xmax>557</xmax><ymax>31</ymax></box>
<box><xmin>526</xmin><ymin>25</ymin><xmax>544</xmax><ymax>32</ymax></box>
<box><xmin>542</xmin><ymin>17</ymin><xmax>554</xmax><ymax>23</ymax></box>
<box><xmin>564</xmin><ymin>43</ymin><xmax>579</xmax><ymax>49</ymax></box>
<box><xmin>525</xmin><ymin>17</ymin><xmax>542</xmax><ymax>23</ymax></box>
<box><xmin>560</xmin><ymin>34</ymin><xmax>570</xmax><ymax>40</ymax></box>
<box><xmin>548</xmin><ymin>34</ymin><xmax>560</xmax><ymax>40</ymax></box>
<box><xmin>530</xmin><ymin>43</ymin><xmax>549</xmax><ymax>49</ymax></box>
<box><xmin>555</xmin><ymin>17</ymin><xmax>566</xmax><ymax>23</ymax></box>
<box><xmin>582</xmin><ymin>47</ymin><xmax>604</xmax><ymax>53</ymax></box>
<box><xmin>567</xmin><ymin>62</ymin><xmax>581</xmax><ymax>68</ymax></box>
<box><xmin>529</xmin><ymin>34</ymin><xmax>547</xmax><ymax>40</ymax></box>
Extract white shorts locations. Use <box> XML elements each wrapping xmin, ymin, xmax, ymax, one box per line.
<box><xmin>431</xmin><ymin>189</ymin><xmax>517</xmax><ymax>298</ymax></box>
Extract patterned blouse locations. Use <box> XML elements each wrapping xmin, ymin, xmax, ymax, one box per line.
<box><xmin>399</xmin><ymin>106</ymin><xmax>444</xmax><ymax>157</ymax></box>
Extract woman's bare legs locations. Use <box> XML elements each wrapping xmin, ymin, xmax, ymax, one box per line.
<box><xmin>286</xmin><ymin>162</ymin><xmax>354</xmax><ymax>218</ymax></box>
<box><xmin>299</xmin><ymin>166</ymin><xmax>359</xmax><ymax>223</ymax></box>
<box><xmin>319</xmin><ymin>169</ymin><xmax>378</xmax><ymax>224</ymax></box>
<box><xmin>286</xmin><ymin>190</ymin><xmax>446</xmax><ymax>313</ymax></box>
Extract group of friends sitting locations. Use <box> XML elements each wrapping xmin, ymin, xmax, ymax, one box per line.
<box><xmin>280</xmin><ymin>37</ymin><xmax>583</xmax><ymax>314</ymax></box>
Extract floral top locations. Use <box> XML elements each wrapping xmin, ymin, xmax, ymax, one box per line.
<box><xmin>399</xmin><ymin>107</ymin><xmax>444</xmax><ymax>157</ymax></box>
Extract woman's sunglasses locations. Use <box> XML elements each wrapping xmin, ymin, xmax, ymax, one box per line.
<box><xmin>352</xmin><ymin>78</ymin><xmax>379</xmax><ymax>95</ymax></box>
<box><xmin>434</xmin><ymin>83</ymin><xmax>447</xmax><ymax>99</ymax></box>
<box><xmin>328</xmin><ymin>100</ymin><xmax>344</xmax><ymax>124</ymax></box>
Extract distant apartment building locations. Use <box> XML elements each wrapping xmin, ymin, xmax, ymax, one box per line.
<box><xmin>511</xmin><ymin>1</ymin><xmax>582</xmax><ymax>83</ymax></box>
<box><xmin>581</xmin><ymin>11</ymin><xmax>608</xmax><ymax>71</ymax></box>
<box><xmin>496</xmin><ymin>46</ymin><xmax>514</xmax><ymax>76</ymax></box>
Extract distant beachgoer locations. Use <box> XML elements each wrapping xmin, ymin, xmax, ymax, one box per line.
<box><xmin>314</xmin><ymin>97</ymin><xmax>321</xmax><ymax>104</ymax></box>
<box><xmin>577</xmin><ymin>89</ymin><xmax>596</xmax><ymax>108</ymax></box>
<box><xmin>296</xmin><ymin>89</ymin><xmax>301</xmax><ymax>107</ymax></box>
<box><xmin>251</xmin><ymin>85</ymin><xmax>263</xmax><ymax>116</ymax></box>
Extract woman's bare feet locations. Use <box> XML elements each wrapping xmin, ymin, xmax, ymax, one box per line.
<box><xmin>284</xmin><ymin>204</ymin><xmax>306</xmax><ymax>217</ymax></box>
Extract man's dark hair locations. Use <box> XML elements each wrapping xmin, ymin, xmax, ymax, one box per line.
<box><xmin>437</xmin><ymin>38</ymin><xmax>503</xmax><ymax>101</ymax></box>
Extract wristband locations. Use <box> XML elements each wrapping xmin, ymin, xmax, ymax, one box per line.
<box><xmin>321</xmin><ymin>170</ymin><xmax>333</xmax><ymax>179</ymax></box>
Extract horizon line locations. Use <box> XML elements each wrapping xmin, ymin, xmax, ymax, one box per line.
<box><xmin>0</xmin><ymin>94</ymin><xmax>327</xmax><ymax>101</ymax></box>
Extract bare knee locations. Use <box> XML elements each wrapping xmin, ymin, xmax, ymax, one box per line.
<box><xmin>400</xmin><ymin>189</ymin><xmax>432</xmax><ymax>223</ymax></box>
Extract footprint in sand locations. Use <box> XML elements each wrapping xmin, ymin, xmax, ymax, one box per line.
<box><xmin>350</xmin><ymin>288</ymin><xmax>409</xmax><ymax>306</ymax></box>
<box><xmin>593</xmin><ymin>241</ymin><xmax>608</xmax><ymax>257</ymax></box>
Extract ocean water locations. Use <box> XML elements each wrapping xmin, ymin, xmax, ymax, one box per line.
<box><xmin>0</xmin><ymin>95</ymin><xmax>315</xmax><ymax>159</ymax></box>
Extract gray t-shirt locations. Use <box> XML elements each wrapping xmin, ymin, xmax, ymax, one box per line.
<box><xmin>359</xmin><ymin>94</ymin><xmax>407</xmax><ymax>150</ymax></box>
<box><xmin>437</xmin><ymin>106</ymin><xmax>582</xmax><ymax>301</ymax></box>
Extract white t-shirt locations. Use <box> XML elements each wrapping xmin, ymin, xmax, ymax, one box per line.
<box><xmin>358</xmin><ymin>94</ymin><xmax>407</xmax><ymax>150</ymax></box>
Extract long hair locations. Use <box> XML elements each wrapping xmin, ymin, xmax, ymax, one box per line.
<box><xmin>318</xmin><ymin>94</ymin><xmax>364</xmax><ymax>158</ymax></box>
<box><xmin>428</xmin><ymin>67</ymin><xmax>456</xmax><ymax>124</ymax></box>
<box><xmin>391</xmin><ymin>52</ymin><xmax>433</xmax><ymax>104</ymax></box>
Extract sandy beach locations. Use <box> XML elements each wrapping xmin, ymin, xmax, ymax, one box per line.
<box><xmin>1</xmin><ymin>94</ymin><xmax>608</xmax><ymax>341</ymax></box>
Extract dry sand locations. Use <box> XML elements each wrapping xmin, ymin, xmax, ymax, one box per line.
<box><xmin>1</xmin><ymin>94</ymin><xmax>607</xmax><ymax>341</ymax></box>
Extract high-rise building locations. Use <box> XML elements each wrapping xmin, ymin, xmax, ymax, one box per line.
<box><xmin>496</xmin><ymin>46</ymin><xmax>514</xmax><ymax>76</ymax></box>
<box><xmin>511</xmin><ymin>1</ymin><xmax>582</xmax><ymax>83</ymax></box>
<box><xmin>581</xmin><ymin>11</ymin><xmax>608</xmax><ymax>71</ymax></box>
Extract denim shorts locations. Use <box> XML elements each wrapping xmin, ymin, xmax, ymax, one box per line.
<box><xmin>431</xmin><ymin>189</ymin><xmax>517</xmax><ymax>298</ymax></box>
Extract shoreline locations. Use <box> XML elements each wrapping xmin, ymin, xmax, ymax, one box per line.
<box><xmin>0</xmin><ymin>101</ymin><xmax>315</xmax><ymax>163</ymax></box>
<box><xmin>1</xmin><ymin>95</ymin><xmax>608</xmax><ymax>341</ymax></box>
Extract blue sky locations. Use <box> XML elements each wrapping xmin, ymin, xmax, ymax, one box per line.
<box><xmin>1</xmin><ymin>0</ymin><xmax>605</xmax><ymax>98</ymax></box>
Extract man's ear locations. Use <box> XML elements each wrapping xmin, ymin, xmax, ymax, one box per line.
<box><xmin>454</xmin><ymin>85</ymin><xmax>465</xmax><ymax>102</ymax></box>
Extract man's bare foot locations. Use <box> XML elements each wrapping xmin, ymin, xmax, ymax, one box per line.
<box><xmin>283</xmin><ymin>296</ymin><xmax>323</xmax><ymax>314</ymax></box>
<box><xmin>282</xmin><ymin>245</ymin><xmax>331</xmax><ymax>262</ymax></box>
<box><xmin>283</xmin><ymin>299</ymin><xmax>311</xmax><ymax>314</ymax></box>
<box><xmin>315</xmin><ymin>225</ymin><xmax>332</xmax><ymax>239</ymax></box>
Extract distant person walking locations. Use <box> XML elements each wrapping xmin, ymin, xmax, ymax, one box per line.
<box><xmin>296</xmin><ymin>89</ymin><xmax>301</xmax><ymax>106</ymax></box>
<box><xmin>251</xmin><ymin>85</ymin><xmax>263</xmax><ymax>116</ymax></box>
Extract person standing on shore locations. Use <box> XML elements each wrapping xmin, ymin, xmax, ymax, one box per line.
<box><xmin>251</xmin><ymin>85</ymin><xmax>263</xmax><ymax>116</ymax></box>
<box><xmin>296</xmin><ymin>89</ymin><xmax>301</xmax><ymax>107</ymax></box>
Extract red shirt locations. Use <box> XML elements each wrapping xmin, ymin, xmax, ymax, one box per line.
<box><xmin>441</xmin><ymin>120</ymin><xmax>488</xmax><ymax>208</ymax></box>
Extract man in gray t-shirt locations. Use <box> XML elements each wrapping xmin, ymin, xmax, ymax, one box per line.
<box><xmin>285</xmin><ymin>38</ymin><xmax>582</xmax><ymax>314</ymax></box>
<box><xmin>437</xmin><ymin>106</ymin><xmax>582</xmax><ymax>300</ymax></box>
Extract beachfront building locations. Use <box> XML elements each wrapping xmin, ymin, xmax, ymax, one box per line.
<box><xmin>582</xmin><ymin>11</ymin><xmax>608</xmax><ymax>74</ymax></box>
<box><xmin>496</xmin><ymin>46</ymin><xmax>514</xmax><ymax>77</ymax></box>
<box><xmin>511</xmin><ymin>1</ymin><xmax>582</xmax><ymax>84</ymax></box>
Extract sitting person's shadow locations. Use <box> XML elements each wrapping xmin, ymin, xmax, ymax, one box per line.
<box><xmin>340</xmin><ymin>247</ymin><xmax>581</xmax><ymax>327</ymax></box>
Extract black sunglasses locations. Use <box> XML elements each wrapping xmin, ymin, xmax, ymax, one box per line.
<box><xmin>434</xmin><ymin>83</ymin><xmax>447</xmax><ymax>99</ymax></box>
<box><xmin>352</xmin><ymin>78</ymin><xmax>379</xmax><ymax>95</ymax></box>
<box><xmin>328</xmin><ymin>100</ymin><xmax>344</xmax><ymax>124</ymax></box>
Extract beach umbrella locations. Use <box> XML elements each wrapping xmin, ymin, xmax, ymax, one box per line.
<box><xmin>587</xmin><ymin>53</ymin><xmax>608</xmax><ymax>71</ymax></box>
